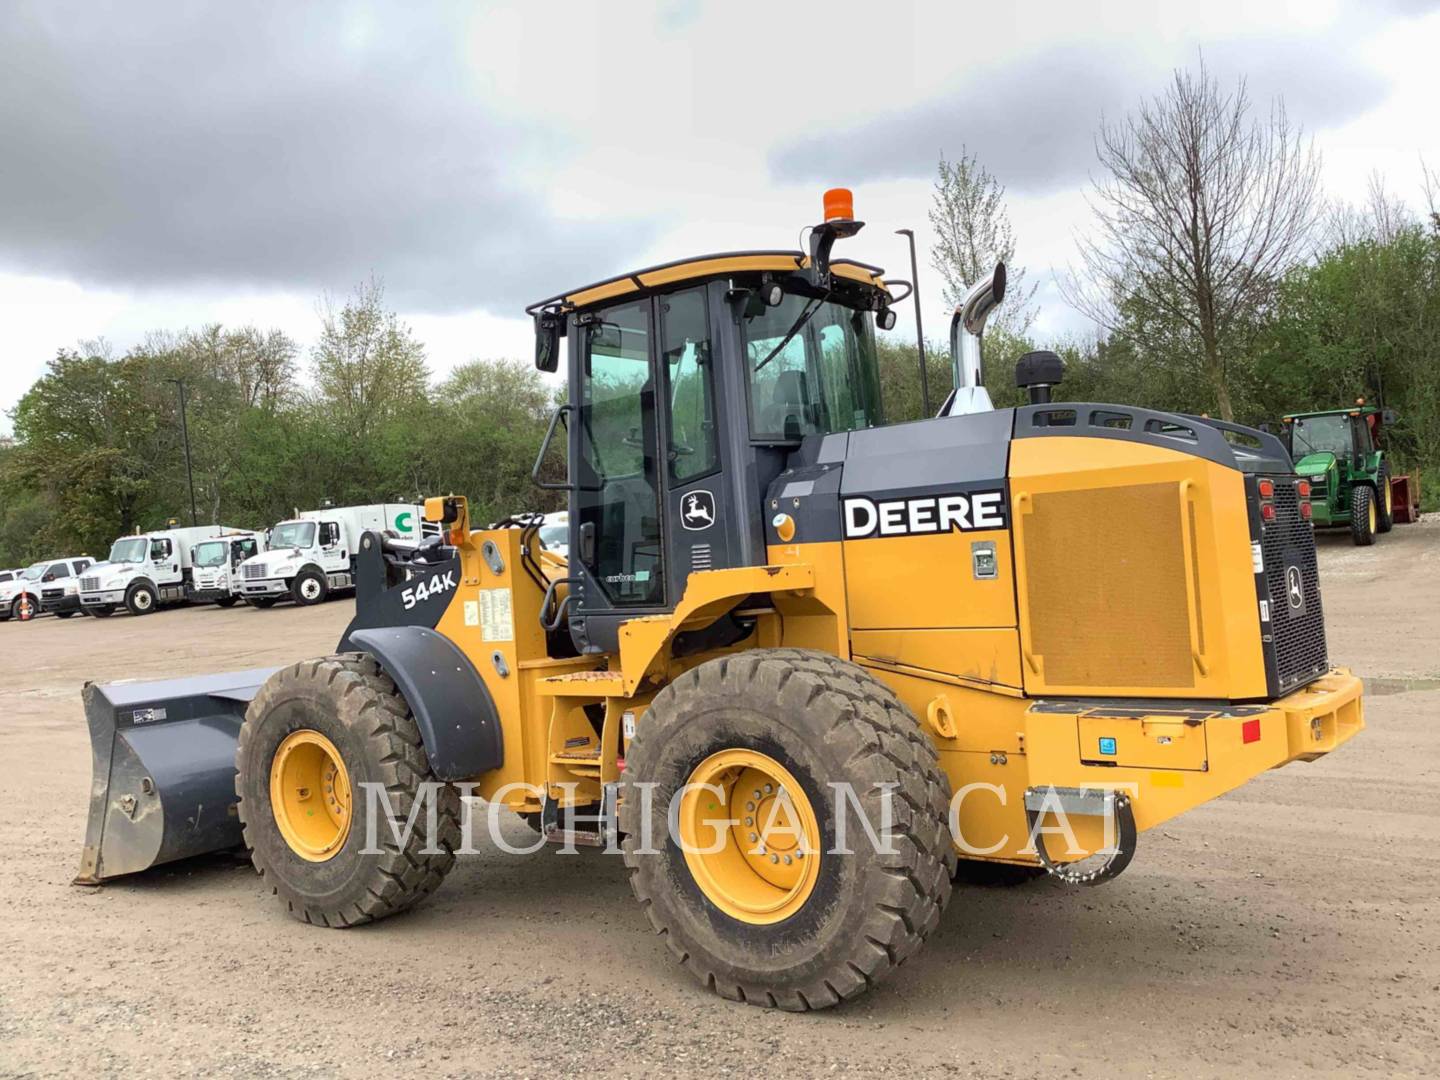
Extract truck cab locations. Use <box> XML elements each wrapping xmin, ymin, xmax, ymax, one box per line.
<box><xmin>188</xmin><ymin>532</ymin><xmax>265</xmax><ymax>606</ymax></box>
<box><xmin>237</xmin><ymin>504</ymin><xmax>427</xmax><ymax>607</ymax></box>
<box><xmin>79</xmin><ymin>526</ymin><xmax>247</xmax><ymax>616</ymax></box>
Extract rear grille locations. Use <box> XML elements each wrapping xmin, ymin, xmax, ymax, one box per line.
<box><xmin>1259</xmin><ymin>479</ymin><xmax>1328</xmax><ymax>693</ymax></box>
<box><xmin>80</xmin><ymin>576</ymin><xmax>99</xmax><ymax>592</ymax></box>
<box><xmin>243</xmin><ymin>563</ymin><xmax>267</xmax><ymax>580</ymax></box>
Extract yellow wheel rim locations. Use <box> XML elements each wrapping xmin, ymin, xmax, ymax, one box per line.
<box><xmin>678</xmin><ymin>749</ymin><xmax>821</xmax><ymax>925</ymax></box>
<box><xmin>1384</xmin><ymin>483</ymin><xmax>1392</xmax><ymax>515</ymax></box>
<box><xmin>270</xmin><ymin>730</ymin><xmax>352</xmax><ymax>861</ymax></box>
<box><xmin>1369</xmin><ymin>501</ymin><xmax>1377</xmax><ymax>532</ymax></box>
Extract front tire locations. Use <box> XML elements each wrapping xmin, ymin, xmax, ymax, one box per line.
<box><xmin>620</xmin><ymin>648</ymin><xmax>955</xmax><ymax>1011</ymax></box>
<box><xmin>292</xmin><ymin>569</ymin><xmax>329</xmax><ymax>606</ymax></box>
<box><xmin>1351</xmin><ymin>485</ymin><xmax>1377</xmax><ymax>546</ymax></box>
<box><xmin>246</xmin><ymin>596</ymin><xmax>279</xmax><ymax>609</ymax></box>
<box><xmin>55</xmin><ymin>610</ymin><xmax>75</xmax><ymax>619</ymax></box>
<box><xmin>215</xmin><ymin>596</ymin><xmax>239</xmax><ymax>608</ymax></box>
<box><xmin>125</xmin><ymin>582</ymin><xmax>159</xmax><ymax>615</ymax></box>
<box><xmin>87</xmin><ymin>605</ymin><xmax>116</xmax><ymax>618</ymax></box>
<box><xmin>236</xmin><ymin>653</ymin><xmax>460</xmax><ymax>927</ymax></box>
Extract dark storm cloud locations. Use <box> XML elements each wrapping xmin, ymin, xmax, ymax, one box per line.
<box><xmin>0</xmin><ymin>2</ymin><xmax>652</xmax><ymax>314</ymax></box>
<box><xmin>769</xmin><ymin>37</ymin><xmax>1390</xmax><ymax>196</ymax></box>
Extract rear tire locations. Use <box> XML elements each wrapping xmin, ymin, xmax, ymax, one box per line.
<box><xmin>292</xmin><ymin>569</ymin><xmax>329</xmax><ymax>606</ymax></box>
<box><xmin>620</xmin><ymin>648</ymin><xmax>955</xmax><ymax>1011</ymax></box>
<box><xmin>216</xmin><ymin>596</ymin><xmax>239</xmax><ymax>608</ymax></box>
<box><xmin>87</xmin><ymin>605</ymin><xmax>116</xmax><ymax>618</ymax></box>
<box><xmin>1376</xmin><ymin>465</ymin><xmax>1395</xmax><ymax>533</ymax></box>
<box><xmin>236</xmin><ymin>653</ymin><xmax>460</xmax><ymax>927</ymax></box>
<box><xmin>55</xmin><ymin>610</ymin><xmax>75</xmax><ymax>619</ymax></box>
<box><xmin>1351</xmin><ymin>485</ymin><xmax>1377</xmax><ymax>546</ymax></box>
<box><xmin>125</xmin><ymin>582</ymin><xmax>159</xmax><ymax>615</ymax></box>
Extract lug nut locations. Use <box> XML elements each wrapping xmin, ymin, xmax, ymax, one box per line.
<box><xmin>770</xmin><ymin>854</ymin><xmax>779</xmax><ymax>864</ymax></box>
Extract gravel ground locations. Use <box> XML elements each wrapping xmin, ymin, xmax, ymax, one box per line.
<box><xmin>1</xmin><ymin>519</ymin><xmax>1437</xmax><ymax>1079</ymax></box>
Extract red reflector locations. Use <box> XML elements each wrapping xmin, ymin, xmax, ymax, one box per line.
<box><xmin>1297</xmin><ymin>480</ymin><xmax>1310</xmax><ymax>498</ymax></box>
<box><xmin>1261</xmin><ymin>503</ymin><xmax>1276</xmax><ymax>522</ymax></box>
<box><xmin>1300</xmin><ymin>501</ymin><xmax>1313</xmax><ymax>520</ymax></box>
<box><xmin>1242</xmin><ymin>718</ymin><xmax>1262</xmax><ymax>744</ymax></box>
<box><xmin>1258</xmin><ymin>479</ymin><xmax>1275</xmax><ymax>498</ymax></box>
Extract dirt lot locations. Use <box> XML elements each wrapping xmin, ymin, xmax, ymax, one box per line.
<box><xmin>2</xmin><ymin>521</ymin><xmax>1438</xmax><ymax>1079</ymax></box>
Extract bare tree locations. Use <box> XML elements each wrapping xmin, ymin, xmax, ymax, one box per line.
<box><xmin>928</xmin><ymin>149</ymin><xmax>1037</xmax><ymax>334</ymax></box>
<box><xmin>1066</xmin><ymin>62</ymin><xmax>1321</xmax><ymax>420</ymax></box>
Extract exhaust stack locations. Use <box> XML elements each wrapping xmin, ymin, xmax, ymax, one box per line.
<box><xmin>942</xmin><ymin>262</ymin><xmax>1007</xmax><ymax>416</ymax></box>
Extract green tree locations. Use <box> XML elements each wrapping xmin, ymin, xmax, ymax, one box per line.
<box><xmin>311</xmin><ymin>278</ymin><xmax>430</xmax><ymax>439</ymax></box>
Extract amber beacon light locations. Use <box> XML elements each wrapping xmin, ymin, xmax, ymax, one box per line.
<box><xmin>823</xmin><ymin>187</ymin><xmax>854</xmax><ymax>222</ymax></box>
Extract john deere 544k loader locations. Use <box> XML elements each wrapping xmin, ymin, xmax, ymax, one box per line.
<box><xmin>76</xmin><ymin>191</ymin><xmax>1363</xmax><ymax>1010</ymax></box>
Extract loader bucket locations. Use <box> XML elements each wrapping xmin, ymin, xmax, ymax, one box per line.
<box><xmin>74</xmin><ymin>667</ymin><xmax>279</xmax><ymax>885</ymax></box>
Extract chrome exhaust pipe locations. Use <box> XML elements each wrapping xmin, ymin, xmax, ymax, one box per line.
<box><xmin>942</xmin><ymin>262</ymin><xmax>1007</xmax><ymax>416</ymax></box>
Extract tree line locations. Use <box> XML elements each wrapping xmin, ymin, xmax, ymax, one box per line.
<box><xmin>0</xmin><ymin>280</ymin><xmax>563</xmax><ymax>565</ymax></box>
<box><xmin>3</xmin><ymin>62</ymin><xmax>1438</xmax><ymax>567</ymax></box>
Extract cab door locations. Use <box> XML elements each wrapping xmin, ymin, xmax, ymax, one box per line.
<box><xmin>568</xmin><ymin>298</ymin><xmax>666</xmax><ymax>653</ymax></box>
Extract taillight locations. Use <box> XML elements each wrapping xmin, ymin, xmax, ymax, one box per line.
<box><xmin>1258</xmin><ymin>478</ymin><xmax>1275</xmax><ymax>498</ymax></box>
<box><xmin>1261</xmin><ymin>503</ymin><xmax>1276</xmax><ymax>522</ymax></box>
<box><xmin>1300</xmin><ymin>501</ymin><xmax>1313</xmax><ymax>521</ymax></box>
<box><xmin>1297</xmin><ymin>480</ymin><xmax>1311</xmax><ymax>498</ymax></box>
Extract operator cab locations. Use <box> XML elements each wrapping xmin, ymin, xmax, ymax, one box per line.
<box><xmin>528</xmin><ymin>192</ymin><xmax>901</xmax><ymax>653</ymax></box>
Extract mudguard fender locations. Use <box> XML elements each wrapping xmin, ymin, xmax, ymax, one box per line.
<box><xmin>345</xmin><ymin>626</ymin><xmax>504</xmax><ymax>781</ymax></box>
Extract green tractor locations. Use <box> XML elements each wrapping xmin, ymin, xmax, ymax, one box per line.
<box><xmin>1281</xmin><ymin>402</ymin><xmax>1422</xmax><ymax>546</ymax></box>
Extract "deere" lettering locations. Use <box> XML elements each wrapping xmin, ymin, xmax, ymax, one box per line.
<box><xmin>842</xmin><ymin>490</ymin><xmax>1007</xmax><ymax>539</ymax></box>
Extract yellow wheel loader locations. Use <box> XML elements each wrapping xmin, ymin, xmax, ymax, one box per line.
<box><xmin>75</xmin><ymin>191</ymin><xmax>1363</xmax><ymax>1010</ymax></box>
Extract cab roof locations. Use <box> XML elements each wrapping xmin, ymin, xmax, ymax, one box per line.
<box><xmin>526</xmin><ymin>249</ymin><xmax>890</xmax><ymax>316</ymax></box>
<box><xmin>1282</xmin><ymin>406</ymin><xmax>1378</xmax><ymax>420</ymax></box>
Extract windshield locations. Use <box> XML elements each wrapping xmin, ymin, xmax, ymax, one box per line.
<box><xmin>108</xmin><ymin>537</ymin><xmax>149</xmax><ymax>564</ymax></box>
<box><xmin>1290</xmin><ymin>414</ymin><xmax>1352</xmax><ymax>459</ymax></box>
<box><xmin>539</xmin><ymin>524</ymin><xmax>567</xmax><ymax>550</ymax></box>
<box><xmin>194</xmin><ymin>541</ymin><xmax>228</xmax><ymax>567</ymax></box>
<box><xmin>743</xmin><ymin>292</ymin><xmax>883</xmax><ymax>441</ymax></box>
<box><xmin>21</xmin><ymin>561</ymin><xmax>47</xmax><ymax>581</ymax></box>
<box><xmin>270</xmin><ymin>521</ymin><xmax>316</xmax><ymax>549</ymax></box>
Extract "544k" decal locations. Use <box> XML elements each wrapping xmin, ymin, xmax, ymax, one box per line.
<box><xmin>401</xmin><ymin>570</ymin><xmax>457</xmax><ymax>610</ymax></box>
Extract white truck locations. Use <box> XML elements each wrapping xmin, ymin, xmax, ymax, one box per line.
<box><xmin>1</xmin><ymin>556</ymin><xmax>95</xmax><ymax>622</ymax></box>
<box><xmin>79</xmin><ymin>525</ymin><xmax>250</xmax><ymax>617</ymax></box>
<box><xmin>236</xmin><ymin>504</ymin><xmax>429</xmax><ymax>607</ymax></box>
<box><xmin>186</xmin><ymin>531</ymin><xmax>266</xmax><ymax>607</ymax></box>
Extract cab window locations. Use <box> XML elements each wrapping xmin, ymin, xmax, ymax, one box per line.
<box><xmin>743</xmin><ymin>292</ymin><xmax>883</xmax><ymax>442</ymax></box>
<box><xmin>46</xmin><ymin>562</ymin><xmax>70</xmax><ymax>580</ymax></box>
<box><xmin>150</xmin><ymin>538</ymin><xmax>172</xmax><ymax>560</ymax></box>
<box><xmin>660</xmin><ymin>288</ymin><xmax>718</xmax><ymax>483</ymax></box>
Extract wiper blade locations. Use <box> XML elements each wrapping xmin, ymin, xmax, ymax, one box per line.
<box><xmin>753</xmin><ymin>294</ymin><xmax>826</xmax><ymax>374</ymax></box>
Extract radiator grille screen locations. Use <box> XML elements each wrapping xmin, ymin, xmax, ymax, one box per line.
<box><xmin>1260</xmin><ymin>480</ymin><xmax>1328</xmax><ymax>692</ymax></box>
<box><xmin>1024</xmin><ymin>482</ymin><xmax>1194</xmax><ymax>689</ymax></box>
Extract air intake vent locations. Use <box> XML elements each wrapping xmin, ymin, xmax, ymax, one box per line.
<box><xmin>79</xmin><ymin>576</ymin><xmax>99</xmax><ymax>592</ymax></box>
<box><xmin>1022</xmin><ymin>482</ymin><xmax>1195</xmax><ymax>689</ymax></box>
<box><xmin>243</xmin><ymin>563</ymin><xmax>267</xmax><ymax>580</ymax></box>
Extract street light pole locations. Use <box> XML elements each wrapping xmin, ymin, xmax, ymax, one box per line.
<box><xmin>168</xmin><ymin>378</ymin><xmax>199</xmax><ymax>526</ymax></box>
<box><xmin>895</xmin><ymin>228</ymin><xmax>930</xmax><ymax>416</ymax></box>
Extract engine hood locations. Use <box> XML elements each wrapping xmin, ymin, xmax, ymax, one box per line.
<box><xmin>1294</xmin><ymin>451</ymin><xmax>1337</xmax><ymax>476</ymax></box>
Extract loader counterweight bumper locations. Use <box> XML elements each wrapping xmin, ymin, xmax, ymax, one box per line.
<box><xmin>74</xmin><ymin>668</ymin><xmax>279</xmax><ymax>884</ymax></box>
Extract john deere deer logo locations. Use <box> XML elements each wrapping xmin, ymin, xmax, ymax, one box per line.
<box><xmin>681</xmin><ymin>490</ymin><xmax>716</xmax><ymax>531</ymax></box>
<box><xmin>1285</xmin><ymin>564</ymin><xmax>1305</xmax><ymax>615</ymax></box>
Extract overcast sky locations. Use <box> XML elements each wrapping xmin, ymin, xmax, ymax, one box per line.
<box><xmin>3</xmin><ymin>0</ymin><xmax>1439</xmax><ymax>434</ymax></box>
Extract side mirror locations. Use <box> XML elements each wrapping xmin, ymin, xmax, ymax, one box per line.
<box><xmin>534</xmin><ymin>312</ymin><xmax>564</xmax><ymax>373</ymax></box>
<box><xmin>42</xmin><ymin>572</ymin><xmax>55</xmax><ymax>582</ymax></box>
